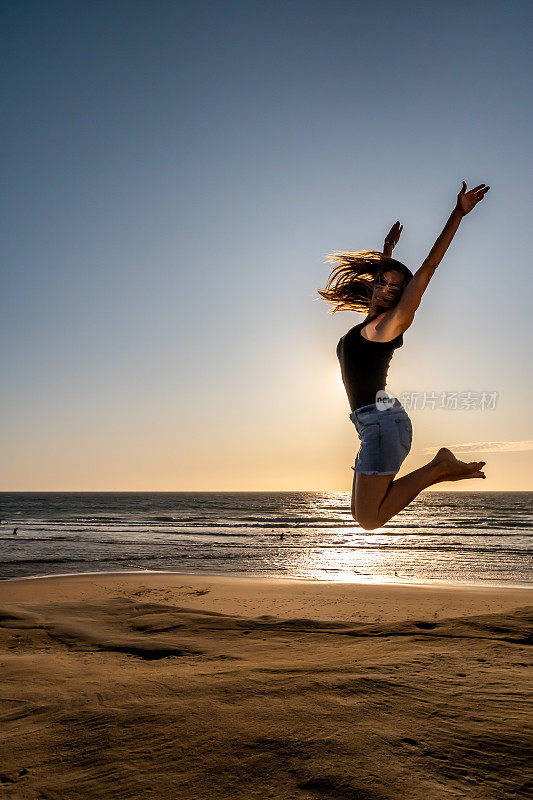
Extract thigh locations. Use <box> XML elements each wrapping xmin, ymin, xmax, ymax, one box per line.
<box><xmin>352</xmin><ymin>470</ymin><xmax>395</xmax><ymax>524</ymax></box>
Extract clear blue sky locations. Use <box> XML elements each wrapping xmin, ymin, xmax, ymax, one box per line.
<box><xmin>1</xmin><ymin>0</ymin><xmax>531</xmax><ymax>490</ymax></box>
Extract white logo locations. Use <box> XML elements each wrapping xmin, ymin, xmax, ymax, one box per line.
<box><xmin>375</xmin><ymin>390</ymin><xmax>396</xmax><ymax>411</ymax></box>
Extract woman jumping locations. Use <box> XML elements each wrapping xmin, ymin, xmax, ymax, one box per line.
<box><xmin>318</xmin><ymin>180</ymin><xmax>490</xmax><ymax>530</ymax></box>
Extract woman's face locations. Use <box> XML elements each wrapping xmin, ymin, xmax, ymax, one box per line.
<box><xmin>372</xmin><ymin>269</ymin><xmax>406</xmax><ymax>309</ymax></box>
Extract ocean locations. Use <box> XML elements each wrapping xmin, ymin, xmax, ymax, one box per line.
<box><xmin>0</xmin><ymin>491</ymin><xmax>531</xmax><ymax>586</ymax></box>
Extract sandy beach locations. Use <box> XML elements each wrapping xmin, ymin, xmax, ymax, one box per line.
<box><xmin>1</xmin><ymin>572</ymin><xmax>531</xmax><ymax>799</ymax></box>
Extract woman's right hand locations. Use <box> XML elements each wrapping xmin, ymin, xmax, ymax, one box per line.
<box><xmin>384</xmin><ymin>221</ymin><xmax>403</xmax><ymax>249</ymax></box>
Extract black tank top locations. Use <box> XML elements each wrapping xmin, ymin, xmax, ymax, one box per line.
<box><xmin>336</xmin><ymin>319</ymin><xmax>404</xmax><ymax>412</ymax></box>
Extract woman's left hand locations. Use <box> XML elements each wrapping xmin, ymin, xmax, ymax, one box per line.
<box><xmin>455</xmin><ymin>181</ymin><xmax>490</xmax><ymax>216</ymax></box>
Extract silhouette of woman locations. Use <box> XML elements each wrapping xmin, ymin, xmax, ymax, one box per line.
<box><xmin>318</xmin><ymin>181</ymin><xmax>490</xmax><ymax>530</ymax></box>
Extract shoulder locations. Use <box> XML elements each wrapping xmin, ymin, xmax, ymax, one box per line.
<box><xmin>362</xmin><ymin>311</ymin><xmax>410</xmax><ymax>343</ymax></box>
<box><xmin>338</xmin><ymin>321</ymin><xmax>362</xmax><ymax>339</ymax></box>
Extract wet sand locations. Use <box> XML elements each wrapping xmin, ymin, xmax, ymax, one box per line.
<box><xmin>0</xmin><ymin>573</ymin><xmax>531</xmax><ymax>799</ymax></box>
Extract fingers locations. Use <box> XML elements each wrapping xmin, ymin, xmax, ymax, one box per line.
<box><xmin>388</xmin><ymin>221</ymin><xmax>403</xmax><ymax>243</ymax></box>
<box><xmin>464</xmin><ymin>183</ymin><xmax>490</xmax><ymax>196</ymax></box>
<box><xmin>461</xmin><ymin>180</ymin><xmax>489</xmax><ymax>191</ymax></box>
<box><xmin>472</xmin><ymin>188</ymin><xmax>490</xmax><ymax>204</ymax></box>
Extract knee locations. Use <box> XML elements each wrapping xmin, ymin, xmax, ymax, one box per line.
<box><xmin>360</xmin><ymin>520</ymin><xmax>380</xmax><ymax>531</ymax></box>
<box><xmin>353</xmin><ymin>513</ymin><xmax>380</xmax><ymax>531</ymax></box>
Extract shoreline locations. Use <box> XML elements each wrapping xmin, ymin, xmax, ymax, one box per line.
<box><xmin>2</xmin><ymin>570</ymin><xmax>531</xmax><ymax>624</ymax></box>
<box><xmin>1</xmin><ymin>568</ymin><xmax>532</xmax><ymax>591</ymax></box>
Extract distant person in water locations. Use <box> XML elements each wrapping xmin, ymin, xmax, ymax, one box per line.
<box><xmin>12</xmin><ymin>527</ymin><xmax>19</xmax><ymax>535</ymax></box>
<box><xmin>318</xmin><ymin>181</ymin><xmax>490</xmax><ymax>530</ymax></box>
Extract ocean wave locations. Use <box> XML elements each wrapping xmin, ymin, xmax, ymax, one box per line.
<box><xmin>2</xmin><ymin>538</ymin><xmax>531</xmax><ymax>554</ymax></box>
<box><xmin>1</xmin><ymin>491</ymin><xmax>531</xmax><ymax>583</ymax></box>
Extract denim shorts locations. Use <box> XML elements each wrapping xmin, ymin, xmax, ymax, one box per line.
<box><xmin>349</xmin><ymin>398</ymin><xmax>413</xmax><ymax>475</ymax></box>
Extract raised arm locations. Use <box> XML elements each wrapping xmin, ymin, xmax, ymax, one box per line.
<box><xmin>391</xmin><ymin>181</ymin><xmax>490</xmax><ymax>327</ymax></box>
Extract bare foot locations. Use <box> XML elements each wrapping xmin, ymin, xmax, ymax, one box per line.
<box><xmin>430</xmin><ymin>447</ymin><xmax>486</xmax><ymax>483</ymax></box>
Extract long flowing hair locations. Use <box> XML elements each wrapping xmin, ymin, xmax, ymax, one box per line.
<box><xmin>317</xmin><ymin>250</ymin><xmax>413</xmax><ymax>314</ymax></box>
